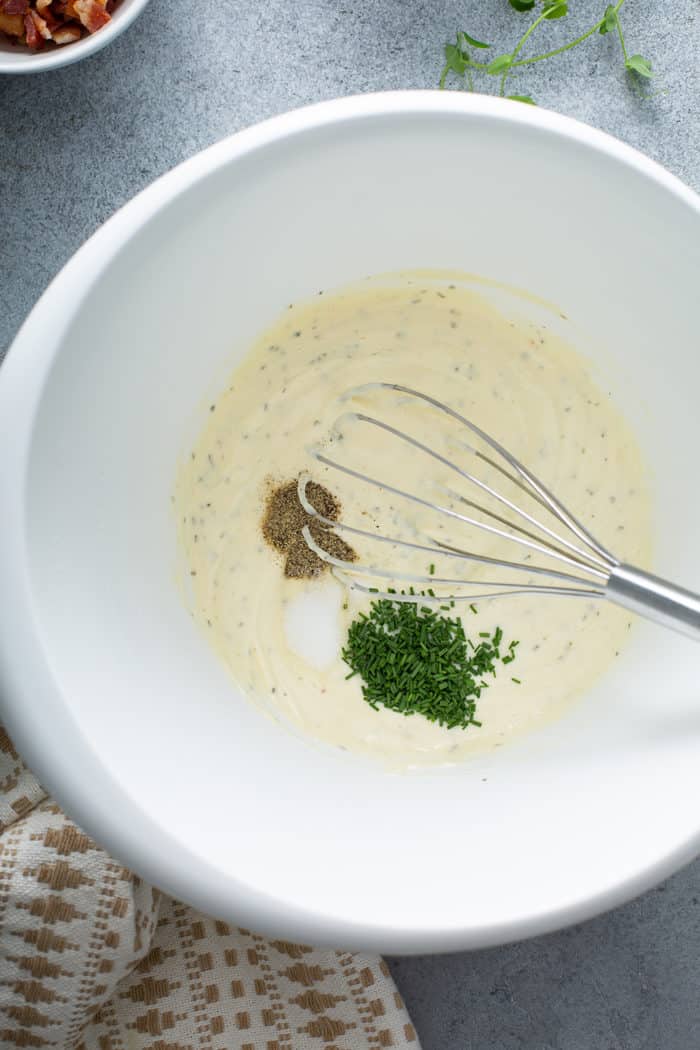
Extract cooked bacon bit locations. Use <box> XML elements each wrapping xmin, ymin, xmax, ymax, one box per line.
<box><xmin>0</xmin><ymin>10</ymin><xmax>22</xmax><ymax>35</ymax></box>
<box><xmin>0</xmin><ymin>9</ymin><xmax>21</xmax><ymax>30</ymax></box>
<box><xmin>40</xmin><ymin>7</ymin><xmax>60</xmax><ymax>31</ymax></box>
<box><xmin>4</xmin><ymin>0</ymin><xmax>29</xmax><ymax>15</ymax></box>
<box><xmin>51</xmin><ymin>21</ymin><xmax>79</xmax><ymax>42</ymax></box>
<box><xmin>1</xmin><ymin>0</ymin><xmax>118</xmax><ymax>48</ymax></box>
<box><xmin>30</xmin><ymin>8</ymin><xmax>51</xmax><ymax>36</ymax></box>
<box><xmin>23</xmin><ymin>8</ymin><xmax>40</xmax><ymax>45</ymax></box>
<box><xmin>73</xmin><ymin>0</ymin><xmax>109</xmax><ymax>33</ymax></box>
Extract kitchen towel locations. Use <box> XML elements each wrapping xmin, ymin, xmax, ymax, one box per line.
<box><xmin>0</xmin><ymin>726</ymin><xmax>420</xmax><ymax>1050</ymax></box>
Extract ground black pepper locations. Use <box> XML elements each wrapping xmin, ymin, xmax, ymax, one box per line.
<box><xmin>261</xmin><ymin>479</ymin><xmax>356</xmax><ymax>579</ymax></box>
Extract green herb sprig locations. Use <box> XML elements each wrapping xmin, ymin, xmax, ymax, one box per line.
<box><xmin>342</xmin><ymin>597</ymin><xmax>519</xmax><ymax>730</ymax></box>
<box><xmin>440</xmin><ymin>1</ymin><xmax>654</xmax><ymax>105</ymax></box>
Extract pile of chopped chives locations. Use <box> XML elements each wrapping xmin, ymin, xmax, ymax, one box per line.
<box><xmin>342</xmin><ymin>597</ymin><xmax>519</xmax><ymax>730</ymax></box>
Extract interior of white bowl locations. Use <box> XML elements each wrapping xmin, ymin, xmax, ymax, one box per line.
<box><xmin>0</xmin><ymin>0</ymin><xmax>149</xmax><ymax>71</ymax></box>
<box><xmin>2</xmin><ymin>94</ymin><xmax>700</xmax><ymax>952</ymax></box>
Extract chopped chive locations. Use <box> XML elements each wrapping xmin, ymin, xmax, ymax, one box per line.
<box><xmin>341</xmin><ymin>598</ymin><xmax>522</xmax><ymax>730</ymax></box>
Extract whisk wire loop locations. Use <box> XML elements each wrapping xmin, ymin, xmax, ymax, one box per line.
<box><xmin>299</xmin><ymin>383</ymin><xmax>700</xmax><ymax>641</ymax></box>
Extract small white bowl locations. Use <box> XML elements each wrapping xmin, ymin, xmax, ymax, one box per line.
<box><xmin>0</xmin><ymin>0</ymin><xmax>150</xmax><ymax>74</ymax></box>
<box><xmin>0</xmin><ymin>93</ymin><xmax>699</xmax><ymax>953</ymax></box>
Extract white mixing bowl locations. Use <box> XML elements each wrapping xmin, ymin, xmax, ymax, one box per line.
<box><xmin>1</xmin><ymin>93</ymin><xmax>699</xmax><ymax>953</ymax></box>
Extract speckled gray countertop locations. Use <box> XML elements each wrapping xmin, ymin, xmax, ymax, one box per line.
<box><xmin>1</xmin><ymin>2</ymin><xmax>699</xmax><ymax>1047</ymax></box>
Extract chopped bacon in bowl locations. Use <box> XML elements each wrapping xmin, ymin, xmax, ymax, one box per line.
<box><xmin>0</xmin><ymin>0</ymin><xmax>119</xmax><ymax>49</ymax></box>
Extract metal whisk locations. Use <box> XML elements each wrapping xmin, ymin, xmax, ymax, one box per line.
<box><xmin>299</xmin><ymin>383</ymin><xmax>700</xmax><ymax>642</ymax></box>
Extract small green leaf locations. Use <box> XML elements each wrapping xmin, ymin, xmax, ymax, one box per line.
<box><xmin>599</xmin><ymin>4</ymin><xmax>617</xmax><ymax>34</ymax></box>
<box><xmin>487</xmin><ymin>54</ymin><xmax>514</xmax><ymax>75</ymax></box>
<box><xmin>509</xmin><ymin>0</ymin><xmax>535</xmax><ymax>10</ymax></box>
<box><xmin>626</xmin><ymin>54</ymin><xmax>653</xmax><ymax>78</ymax></box>
<box><xmin>508</xmin><ymin>94</ymin><xmax>537</xmax><ymax>105</ymax></box>
<box><xmin>543</xmin><ymin>0</ymin><xmax>568</xmax><ymax>19</ymax></box>
<box><xmin>458</xmin><ymin>30</ymin><xmax>490</xmax><ymax>50</ymax></box>
<box><xmin>443</xmin><ymin>42</ymin><xmax>468</xmax><ymax>77</ymax></box>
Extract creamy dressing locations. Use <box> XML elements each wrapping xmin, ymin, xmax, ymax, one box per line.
<box><xmin>174</xmin><ymin>274</ymin><xmax>651</xmax><ymax>770</ymax></box>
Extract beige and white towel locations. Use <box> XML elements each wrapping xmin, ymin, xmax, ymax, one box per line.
<box><xmin>0</xmin><ymin>727</ymin><xmax>420</xmax><ymax>1050</ymax></box>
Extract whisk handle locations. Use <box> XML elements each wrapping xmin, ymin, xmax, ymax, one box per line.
<box><xmin>606</xmin><ymin>564</ymin><xmax>700</xmax><ymax>642</ymax></box>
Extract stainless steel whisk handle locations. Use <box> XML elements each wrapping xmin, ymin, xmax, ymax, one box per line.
<box><xmin>606</xmin><ymin>565</ymin><xmax>700</xmax><ymax>642</ymax></box>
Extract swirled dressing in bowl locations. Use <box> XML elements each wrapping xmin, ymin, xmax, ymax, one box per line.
<box><xmin>174</xmin><ymin>275</ymin><xmax>651</xmax><ymax>769</ymax></box>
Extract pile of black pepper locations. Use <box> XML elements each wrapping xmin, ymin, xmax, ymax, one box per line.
<box><xmin>261</xmin><ymin>479</ymin><xmax>356</xmax><ymax>578</ymax></box>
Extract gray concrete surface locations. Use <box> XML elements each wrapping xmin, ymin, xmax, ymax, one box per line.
<box><xmin>1</xmin><ymin>2</ymin><xmax>699</xmax><ymax>1047</ymax></box>
<box><xmin>389</xmin><ymin>860</ymin><xmax>700</xmax><ymax>1049</ymax></box>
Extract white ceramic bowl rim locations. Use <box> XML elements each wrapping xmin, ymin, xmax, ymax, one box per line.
<box><xmin>0</xmin><ymin>0</ymin><xmax>150</xmax><ymax>73</ymax></box>
<box><xmin>1</xmin><ymin>92</ymin><xmax>699</xmax><ymax>953</ymax></box>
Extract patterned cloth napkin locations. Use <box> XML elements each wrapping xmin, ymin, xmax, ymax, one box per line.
<box><xmin>0</xmin><ymin>727</ymin><xmax>420</xmax><ymax>1050</ymax></box>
